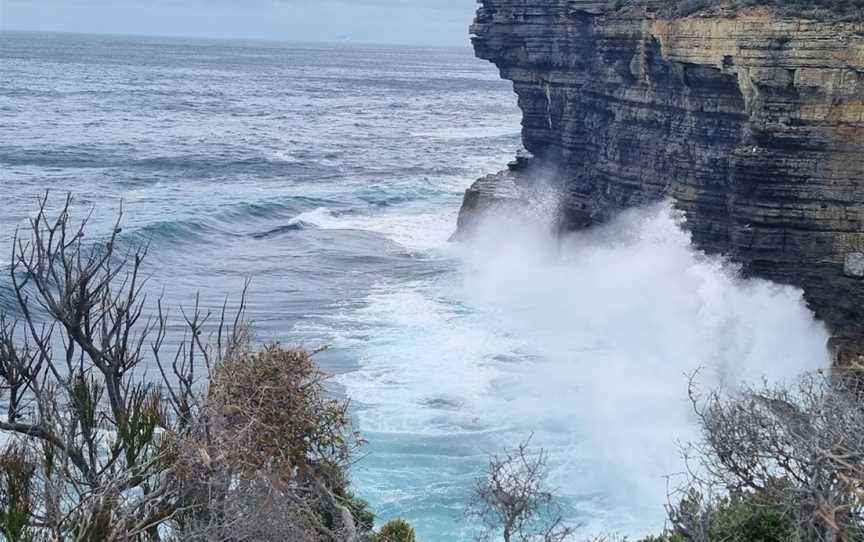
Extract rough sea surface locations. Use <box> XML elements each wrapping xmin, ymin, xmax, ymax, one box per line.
<box><xmin>0</xmin><ymin>31</ymin><xmax>832</xmax><ymax>540</ymax></box>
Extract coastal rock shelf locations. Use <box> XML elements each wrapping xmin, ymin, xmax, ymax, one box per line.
<box><xmin>462</xmin><ymin>0</ymin><xmax>864</xmax><ymax>362</ymax></box>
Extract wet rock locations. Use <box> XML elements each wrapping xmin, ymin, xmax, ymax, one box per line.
<box><xmin>461</xmin><ymin>1</ymin><xmax>864</xmax><ymax>359</ymax></box>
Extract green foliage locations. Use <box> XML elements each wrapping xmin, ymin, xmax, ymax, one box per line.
<box><xmin>640</xmin><ymin>532</ymin><xmax>686</xmax><ymax>542</ymax></box>
<box><xmin>651</xmin><ymin>488</ymin><xmax>792</xmax><ymax>542</ymax></box>
<box><xmin>346</xmin><ymin>493</ymin><xmax>376</xmax><ymax>532</ymax></box>
<box><xmin>376</xmin><ymin>518</ymin><xmax>417</xmax><ymax>542</ymax></box>
<box><xmin>212</xmin><ymin>345</ymin><xmax>356</xmax><ymax>470</ymax></box>
<box><xmin>0</xmin><ymin>446</ymin><xmax>35</xmax><ymax>542</ymax></box>
<box><xmin>115</xmin><ymin>385</ymin><xmax>166</xmax><ymax>468</ymax></box>
<box><xmin>705</xmin><ymin>492</ymin><xmax>789</xmax><ymax>541</ymax></box>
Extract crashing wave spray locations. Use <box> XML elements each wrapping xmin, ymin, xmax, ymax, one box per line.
<box><xmin>337</xmin><ymin>191</ymin><xmax>831</xmax><ymax>539</ymax></box>
<box><xmin>460</xmin><ymin>196</ymin><xmax>831</xmax><ymax>530</ymax></box>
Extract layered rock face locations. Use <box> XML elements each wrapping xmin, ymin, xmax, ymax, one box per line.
<box><xmin>461</xmin><ymin>0</ymin><xmax>864</xmax><ymax>361</ymax></box>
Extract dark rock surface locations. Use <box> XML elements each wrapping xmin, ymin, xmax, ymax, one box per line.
<box><xmin>461</xmin><ymin>1</ymin><xmax>864</xmax><ymax>362</ymax></box>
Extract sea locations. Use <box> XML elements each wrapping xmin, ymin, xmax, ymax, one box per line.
<box><xmin>0</xmin><ymin>31</ymin><xmax>833</xmax><ymax>541</ymax></box>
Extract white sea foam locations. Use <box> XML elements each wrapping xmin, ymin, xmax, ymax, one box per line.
<box><xmin>410</xmin><ymin>126</ymin><xmax>522</xmax><ymax>140</ymax></box>
<box><xmin>290</xmin><ymin>207</ymin><xmax>340</xmax><ymax>228</ymax></box>
<box><xmin>295</xmin><ymin>206</ymin><xmax>460</xmax><ymax>252</ymax></box>
<box><xmin>336</xmin><ymin>198</ymin><xmax>830</xmax><ymax>537</ymax></box>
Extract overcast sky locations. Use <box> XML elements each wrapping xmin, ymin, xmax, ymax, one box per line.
<box><xmin>0</xmin><ymin>0</ymin><xmax>480</xmax><ymax>46</ymax></box>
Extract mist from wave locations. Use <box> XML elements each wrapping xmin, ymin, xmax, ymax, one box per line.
<box><xmin>331</xmin><ymin>197</ymin><xmax>830</xmax><ymax>539</ymax></box>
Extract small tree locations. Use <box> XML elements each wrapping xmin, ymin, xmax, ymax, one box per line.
<box><xmin>467</xmin><ymin>438</ymin><xmax>576</xmax><ymax>542</ymax></box>
<box><xmin>173</xmin><ymin>346</ymin><xmax>365</xmax><ymax>541</ymax></box>
<box><xmin>664</xmin><ymin>487</ymin><xmax>790</xmax><ymax>542</ymax></box>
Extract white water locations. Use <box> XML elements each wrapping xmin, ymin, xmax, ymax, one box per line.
<box><xmin>330</xmin><ymin>198</ymin><xmax>831</xmax><ymax>539</ymax></box>
<box><xmin>291</xmin><ymin>204</ymin><xmax>460</xmax><ymax>252</ymax></box>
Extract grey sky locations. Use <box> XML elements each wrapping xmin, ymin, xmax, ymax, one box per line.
<box><xmin>0</xmin><ymin>0</ymin><xmax>480</xmax><ymax>46</ymax></box>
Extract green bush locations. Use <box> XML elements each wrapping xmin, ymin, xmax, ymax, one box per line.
<box><xmin>0</xmin><ymin>446</ymin><xmax>36</xmax><ymax>542</ymax></box>
<box><xmin>647</xmin><ymin>488</ymin><xmax>792</xmax><ymax>542</ymax></box>
<box><xmin>376</xmin><ymin>518</ymin><xmax>417</xmax><ymax>542</ymax></box>
<box><xmin>708</xmin><ymin>493</ymin><xmax>790</xmax><ymax>542</ymax></box>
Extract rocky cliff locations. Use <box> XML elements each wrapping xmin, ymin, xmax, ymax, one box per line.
<box><xmin>460</xmin><ymin>0</ymin><xmax>864</xmax><ymax>363</ymax></box>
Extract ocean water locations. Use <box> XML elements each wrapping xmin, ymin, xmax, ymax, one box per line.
<box><xmin>0</xmin><ymin>31</ymin><xmax>832</xmax><ymax>540</ymax></box>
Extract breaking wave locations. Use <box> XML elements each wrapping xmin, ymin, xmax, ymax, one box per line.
<box><xmin>334</xmin><ymin>199</ymin><xmax>831</xmax><ymax>539</ymax></box>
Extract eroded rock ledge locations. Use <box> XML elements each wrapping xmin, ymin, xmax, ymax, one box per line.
<box><xmin>461</xmin><ymin>0</ymin><xmax>864</xmax><ymax>362</ymax></box>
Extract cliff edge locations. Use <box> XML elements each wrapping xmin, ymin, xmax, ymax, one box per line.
<box><xmin>459</xmin><ymin>0</ymin><xmax>864</xmax><ymax>363</ymax></box>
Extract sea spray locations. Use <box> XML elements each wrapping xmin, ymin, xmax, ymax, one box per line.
<box><xmin>338</xmin><ymin>198</ymin><xmax>831</xmax><ymax>539</ymax></box>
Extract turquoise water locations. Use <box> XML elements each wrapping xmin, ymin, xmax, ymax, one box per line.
<box><xmin>0</xmin><ymin>31</ymin><xmax>831</xmax><ymax>540</ymax></box>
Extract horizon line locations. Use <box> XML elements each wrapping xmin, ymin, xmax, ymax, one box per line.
<box><xmin>0</xmin><ymin>27</ymin><xmax>477</xmax><ymax>50</ymax></box>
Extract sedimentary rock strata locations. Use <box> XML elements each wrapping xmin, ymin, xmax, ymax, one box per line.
<box><xmin>462</xmin><ymin>0</ymin><xmax>864</xmax><ymax>361</ymax></box>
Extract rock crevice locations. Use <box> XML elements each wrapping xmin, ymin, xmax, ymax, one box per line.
<box><xmin>462</xmin><ymin>1</ymin><xmax>864</xmax><ymax>360</ymax></box>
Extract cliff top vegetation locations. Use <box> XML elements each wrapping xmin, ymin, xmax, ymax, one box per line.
<box><xmin>645</xmin><ymin>0</ymin><xmax>864</xmax><ymax>21</ymax></box>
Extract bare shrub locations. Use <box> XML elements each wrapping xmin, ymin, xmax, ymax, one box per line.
<box><xmin>0</xmin><ymin>194</ymin><xmax>368</xmax><ymax>541</ymax></box>
<box><xmin>467</xmin><ymin>438</ymin><xmax>576</xmax><ymax>542</ymax></box>
<box><xmin>673</xmin><ymin>371</ymin><xmax>864</xmax><ymax>542</ymax></box>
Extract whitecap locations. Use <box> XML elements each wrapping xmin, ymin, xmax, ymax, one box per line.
<box><xmin>287</xmin><ymin>205</ymin><xmax>460</xmax><ymax>252</ymax></box>
<box><xmin>337</xmin><ymin>198</ymin><xmax>830</xmax><ymax>538</ymax></box>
